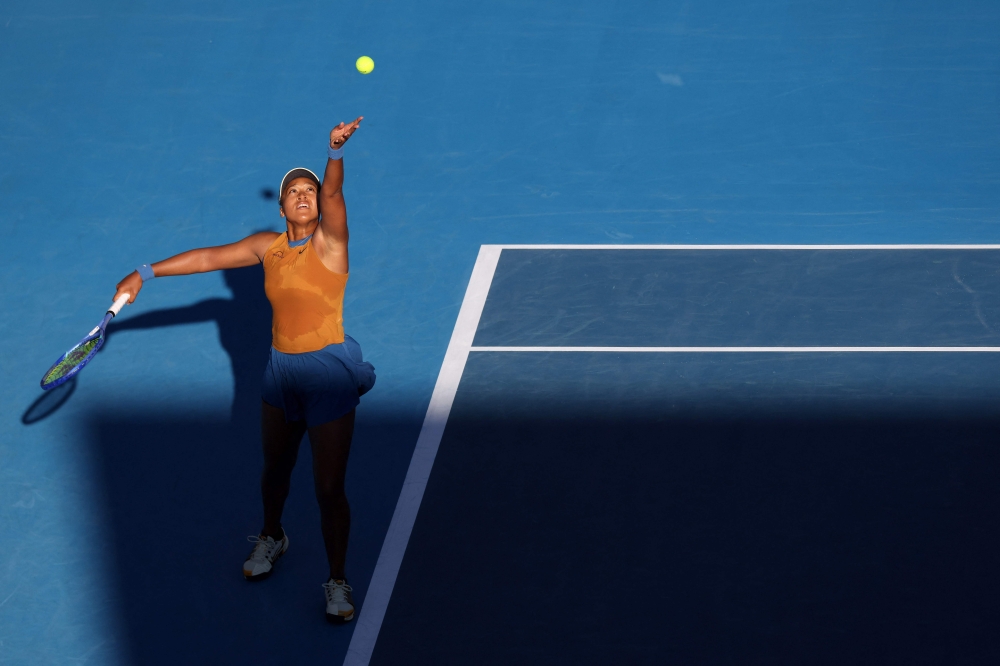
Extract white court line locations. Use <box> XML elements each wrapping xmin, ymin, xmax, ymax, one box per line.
<box><xmin>471</xmin><ymin>346</ymin><xmax>1000</xmax><ymax>353</ymax></box>
<box><xmin>345</xmin><ymin>242</ymin><xmax>1000</xmax><ymax>665</ymax></box>
<box><xmin>344</xmin><ymin>245</ymin><xmax>502</xmax><ymax>666</ymax></box>
<box><xmin>485</xmin><ymin>244</ymin><xmax>1000</xmax><ymax>250</ymax></box>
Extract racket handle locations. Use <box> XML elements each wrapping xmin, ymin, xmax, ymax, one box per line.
<box><xmin>109</xmin><ymin>293</ymin><xmax>130</xmax><ymax>316</ymax></box>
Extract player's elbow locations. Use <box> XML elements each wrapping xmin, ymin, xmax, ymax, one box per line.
<box><xmin>197</xmin><ymin>248</ymin><xmax>220</xmax><ymax>273</ymax></box>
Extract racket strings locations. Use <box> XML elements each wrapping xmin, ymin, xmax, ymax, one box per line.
<box><xmin>42</xmin><ymin>337</ymin><xmax>101</xmax><ymax>384</ymax></box>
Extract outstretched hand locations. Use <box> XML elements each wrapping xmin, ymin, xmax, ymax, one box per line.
<box><xmin>330</xmin><ymin>117</ymin><xmax>363</xmax><ymax>149</ymax></box>
<box><xmin>115</xmin><ymin>271</ymin><xmax>143</xmax><ymax>305</ymax></box>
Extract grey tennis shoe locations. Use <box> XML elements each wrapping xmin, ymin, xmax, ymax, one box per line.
<box><xmin>323</xmin><ymin>579</ymin><xmax>355</xmax><ymax>623</ymax></box>
<box><xmin>243</xmin><ymin>533</ymin><xmax>289</xmax><ymax>580</ymax></box>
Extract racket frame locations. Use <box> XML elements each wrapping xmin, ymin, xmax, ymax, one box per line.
<box><xmin>40</xmin><ymin>294</ymin><xmax>130</xmax><ymax>390</ymax></box>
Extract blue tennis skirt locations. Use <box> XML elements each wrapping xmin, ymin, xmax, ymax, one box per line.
<box><xmin>261</xmin><ymin>335</ymin><xmax>376</xmax><ymax>427</ymax></box>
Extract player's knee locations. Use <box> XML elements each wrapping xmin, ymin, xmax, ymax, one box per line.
<box><xmin>262</xmin><ymin>447</ymin><xmax>298</xmax><ymax>471</ymax></box>
<box><xmin>314</xmin><ymin>478</ymin><xmax>347</xmax><ymax>504</ymax></box>
<box><xmin>261</xmin><ymin>461</ymin><xmax>295</xmax><ymax>488</ymax></box>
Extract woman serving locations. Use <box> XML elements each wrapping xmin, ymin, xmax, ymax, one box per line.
<box><xmin>114</xmin><ymin>118</ymin><xmax>374</xmax><ymax>624</ymax></box>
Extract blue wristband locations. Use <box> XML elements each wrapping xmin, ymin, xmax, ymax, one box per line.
<box><xmin>137</xmin><ymin>264</ymin><xmax>155</xmax><ymax>281</ymax></box>
<box><xmin>328</xmin><ymin>145</ymin><xmax>344</xmax><ymax>160</ymax></box>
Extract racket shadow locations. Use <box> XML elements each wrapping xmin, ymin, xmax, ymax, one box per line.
<box><xmin>21</xmin><ymin>377</ymin><xmax>77</xmax><ymax>424</ymax></box>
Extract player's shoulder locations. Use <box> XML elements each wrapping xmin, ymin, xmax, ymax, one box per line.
<box><xmin>241</xmin><ymin>230</ymin><xmax>283</xmax><ymax>258</ymax></box>
<box><xmin>246</xmin><ymin>230</ymin><xmax>283</xmax><ymax>246</ymax></box>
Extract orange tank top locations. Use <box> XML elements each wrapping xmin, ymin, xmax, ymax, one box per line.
<box><xmin>262</xmin><ymin>233</ymin><xmax>348</xmax><ymax>353</ymax></box>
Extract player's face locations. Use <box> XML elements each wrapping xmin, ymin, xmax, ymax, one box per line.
<box><xmin>280</xmin><ymin>178</ymin><xmax>319</xmax><ymax>223</ymax></box>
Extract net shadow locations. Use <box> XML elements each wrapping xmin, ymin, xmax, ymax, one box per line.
<box><xmin>85</xmin><ymin>411</ymin><xmax>418</xmax><ymax>665</ymax></box>
<box><xmin>373</xmin><ymin>407</ymin><xmax>1000</xmax><ymax>665</ymax></box>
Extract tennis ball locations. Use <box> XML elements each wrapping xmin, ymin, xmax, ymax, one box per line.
<box><xmin>356</xmin><ymin>56</ymin><xmax>374</xmax><ymax>74</ymax></box>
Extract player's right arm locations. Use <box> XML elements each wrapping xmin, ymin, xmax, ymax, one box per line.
<box><xmin>114</xmin><ymin>231</ymin><xmax>280</xmax><ymax>304</ymax></box>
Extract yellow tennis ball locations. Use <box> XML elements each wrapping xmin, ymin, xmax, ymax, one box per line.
<box><xmin>356</xmin><ymin>56</ymin><xmax>374</xmax><ymax>74</ymax></box>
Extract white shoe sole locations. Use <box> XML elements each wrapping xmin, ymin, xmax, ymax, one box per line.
<box><xmin>326</xmin><ymin>610</ymin><xmax>355</xmax><ymax>624</ymax></box>
<box><xmin>243</xmin><ymin>537</ymin><xmax>289</xmax><ymax>581</ymax></box>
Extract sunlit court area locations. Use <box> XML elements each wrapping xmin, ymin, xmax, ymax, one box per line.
<box><xmin>3</xmin><ymin>2</ymin><xmax>1000</xmax><ymax>664</ymax></box>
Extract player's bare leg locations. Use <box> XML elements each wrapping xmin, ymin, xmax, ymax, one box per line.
<box><xmin>308</xmin><ymin>408</ymin><xmax>355</xmax><ymax>579</ymax></box>
<box><xmin>309</xmin><ymin>409</ymin><xmax>356</xmax><ymax>622</ymax></box>
<box><xmin>243</xmin><ymin>400</ymin><xmax>305</xmax><ymax>580</ymax></box>
<box><xmin>261</xmin><ymin>400</ymin><xmax>307</xmax><ymax>539</ymax></box>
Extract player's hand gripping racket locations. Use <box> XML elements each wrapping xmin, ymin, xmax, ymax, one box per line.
<box><xmin>40</xmin><ymin>294</ymin><xmax>130</xmax><ymax>390</ymax></box>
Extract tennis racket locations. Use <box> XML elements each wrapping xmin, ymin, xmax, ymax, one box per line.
<box><xmin>40</xmin><ymin>294</ymin><xmax>130</xmax><ymax>390</ymax></box>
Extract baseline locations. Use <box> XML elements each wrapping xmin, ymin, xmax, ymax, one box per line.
<box><xmin>484</xmin><ymin>244</ymin><xmax>1000</xmax><ymax>250</ymax></box>
<box><xmin>471</xmin><ymin>346</ymin><xmax>1000</xmax><ymax>353</ymax></box>
<box><xmin>344</xmin><ymin>246</ymin><xmax>503</xmax><ymax>666</ymax></box>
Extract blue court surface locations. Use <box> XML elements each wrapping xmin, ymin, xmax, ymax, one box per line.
<box><xmin>3</xmin><ymin>1</ymin><xmax>1000</xmax><ymax>665</ymax></box>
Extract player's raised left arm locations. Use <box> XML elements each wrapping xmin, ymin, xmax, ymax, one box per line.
<box><xmin>319</xmin><ymin>117</ymin><xmax>362</xmax><ymax>244</ymax></box>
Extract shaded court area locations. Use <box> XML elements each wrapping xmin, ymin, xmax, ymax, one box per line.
<box><xmin>366</xmin><ymin>248</ymin><xmax>1000</xmax><ymax>664</ymax></box>
<box><xmin>80</xmin><ymin>266</ymin><xmax>421</xmax><ymax>664</ymax></box>
<box><xmin>84</xmin><ymin>412</ymin><xmax>418</xmax><ymax>664</ymax></box>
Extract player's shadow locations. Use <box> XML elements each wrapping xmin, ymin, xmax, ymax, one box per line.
<box><xmin>86</xmin><ymin>265</ymin><xmax>420</xmax><ymax>665</ymax></box>
<box><xmin>20</xmin><ymin>263</ymin><xmax>270</xmax><ymax>425</ymax></box>
<box><xmin>105</xmin><ymin>267</ymin><xmax>273</xmax><ymax>425</ymax></box>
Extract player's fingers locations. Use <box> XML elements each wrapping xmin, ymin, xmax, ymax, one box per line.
<box><xmin>115</xmin><ymin>272</ymin><xmax>142</xmax><ymax>304</ymax></box>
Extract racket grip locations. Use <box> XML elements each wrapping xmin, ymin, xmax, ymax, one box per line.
<box><xmin>109</xmin><ymin>293</ymin><xmax>130</xmax><ymax>316</ymax></box>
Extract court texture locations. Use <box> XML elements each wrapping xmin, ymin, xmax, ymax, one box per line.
<box><xmin>2</xmin><ymin>1</ymin><xmax>999</xmax><ymax>664</ymax></box>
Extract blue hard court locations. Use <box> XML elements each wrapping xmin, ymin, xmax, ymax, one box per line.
<box><xmin>2</xmin><ymin>1</ymin><xmax>999</xmax><ymax>664</ymax></box>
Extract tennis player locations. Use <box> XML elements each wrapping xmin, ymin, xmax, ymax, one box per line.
<box><xmin>113</xmin><ymin>118</ymin><xmax>374</xmax><ymax>623</ymax></box>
